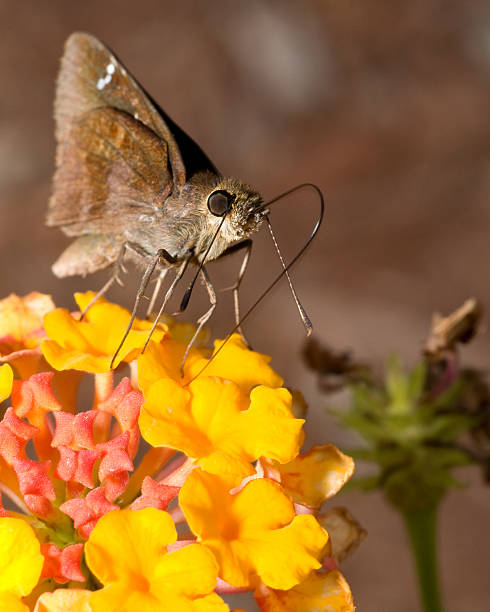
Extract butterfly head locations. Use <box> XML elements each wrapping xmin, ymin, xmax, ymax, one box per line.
<box><xmin>207</xmin><ymin>177</ymin><xmax>264</xmax><ymax>239</ymax></box>
<box><xmin>179</xmin><ymin>173</ymin><xmax>264</xmax><ymax>260</ymax></box>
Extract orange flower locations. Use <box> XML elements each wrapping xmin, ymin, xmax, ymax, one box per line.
<box><xmin>0</xmin><ymin>293</ymin><xmax>54</xmax><ymax>353</ymax></box>
<box><xmin>255</xmin><ymin>569</ymin><xmax>355</xmax><ymax>612</ymax></box>
<box><xmin>180</xmin><ymin>469</ymin><xmax>328</xmax><ymax>590</ymax></box>
<box><xmin>42</xmin><ymin>292</ymin><xmax>166</xmax><ymax>372</ymax></box>
<box><xmin>0</xmin><ymin>293</ymin><xmax>55</xmax><ymax>380</ymax></box>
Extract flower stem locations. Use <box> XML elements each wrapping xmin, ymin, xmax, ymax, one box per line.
<box><xmin>402</xmin><ymin>505</ymin><xmax>443</xmax><ymax>612</ymax></box>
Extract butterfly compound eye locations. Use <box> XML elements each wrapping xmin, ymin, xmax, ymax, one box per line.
<box><xmin>207</xmin><ymin>190</ymin><xmax>233</xmax><ymax>217</ymax></box>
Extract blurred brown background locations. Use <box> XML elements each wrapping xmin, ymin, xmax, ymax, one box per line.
<box><xmin>1</xmin><ymin>0</ymin><xmax>489</xmax><ymax>609</ymax></box>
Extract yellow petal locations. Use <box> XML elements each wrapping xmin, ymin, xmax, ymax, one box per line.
<box><xmin>85</xmin><ymin>508</ymin><xmax>176</xmax><ymax>586</ymax></box>
<box><xmin>91</xmin><ymin>587</ymin><xmax>229</xmax><ymax>612</ymax></box>
<box><xmin>246</xmin><ymin>514</ymin><xmax>328</xmax><ymax>590</ymax></box>
<box><xmin>181</xmin><ymin>471</ymin><xmax>326</xmax><ymax>589</ymax></box>
<box><xmin>0</xmin><ymin>517</ymin><xmax>43</xmax><ymax>596</ymax></box>
<box><xmin>42</xmin><ymin>339</ymin><xmax>112</xmax><ymax>372</ymax></box>
<box><xmin>190</xmin><ymin>593</ymin><xmax>231</xmax><ymax>612</ymax></box>
<box><xmin>232</xmin><ymin>478</ymin><xmax>296</xmax><ymax>535</ymax></box>
<box><xmin>0</xmin><ymin>363</ymin><xmax>13</xmax><ymax>403</ymax></box>
<box><xmin>255</xmin><ymin>569</ymin><xmax>355</xmax><ymax>612</ymax></box>
<box><xmin>34</xmin><ymin>589</ymin><xmax>92</xmax><ymax>612</ymax></box>
<box><xmin>238</xmin><ymin>387</ymin><xmax>304</xmax><ymax>464</ymax></box>
<box><xmin>42</xmin><ymin>292</ymin><xmax>166</xmax><ymax>373</ymax></box>
<box><xmin>151</xmin><ymin>544</ymin><xmax>218</xmax><ymax>599</ymax></box>
<box><xmin>137</xmin><ymin>338</ymin><xmax>205</xmax><ymax>394</ymax></box>
<box><xmin>198</xmin><ymin>450</ymin><xmax>254</xmax><ymax>483</ymax></box>
<box><xmin>137</xmin><ymin>341</ymin><xmax>180</xmax><ymax>394</ymax></box>
<box><xmin>158</xmin><ymin>378</ymin><xmax>302</xmax><ymax>482</ymax></box>
<box><xmin>139</xmin><ymin>378</ymin><xmax>206</xmax><ymax>456</ymax></box>
<box><xmin>188</xmin><ymin>335</ymin><xmax>283</xmax><ymax>394</ymax></box>
<box><xmin>89</xmin><ymin>584</ymin><xmax>162</xmax><ymax>612</ymax></box>
<box><xmin>275</xmin><ymin>445</ymin><xmax>354</xmax><ymax>508</ymax></box>
<box><xmin>180</xmin><ymin>470</ymin><xmax>236</xmax><ymax>541</ymax></box>
<box><xmin>0</xmin><ymin>591</ymin><xmax>30</xmax><ymax>612</ymax></box>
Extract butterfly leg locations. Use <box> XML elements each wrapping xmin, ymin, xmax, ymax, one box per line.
<box><xmin>110</xmin><ymin>248</ymin><xmax>176</xmax><ymax>368</ymax></box>
<box><xmin>146</xmin><ymin>268</ymin><xmax>169</xmax><ymax>318</ymax></box>
<box><xmin>181</xmin><ymin>267</ymin><xmax>217</xmax><ymax>373</ymax></box>
<box><xmin>80</xmin><ymin>241</ymin><xmax>167</xmax><ymax>319</ymax></box>
<box><xmin>80</xmin><ymin>242</ymin><xmax>131</xmax><ymax>319</ymax></box>
<box><xmin>220</xmin><ymin>239</ymin><xmax>253</xmax><ymax>346</ymax></box>
<box><xmin>142</xmin><ymin>256</ymin><xmax>191</xmax><ymax>354</ymax></box>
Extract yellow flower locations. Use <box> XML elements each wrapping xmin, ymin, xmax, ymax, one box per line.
<box><xmin>255</xmin><ymin>569</ymin><xmax>355</xmax><ymax>612</ymax></box>
<box><xmin>85</xmin><ymin>508</ymin><xmax>229</xmax><ymax>612</ymax></box>
<box><xmin>0</xmin><ymin>517</ymin><xmax>44</xmax><ymax>610</ymax></box>
<box><xmin>139</xmin><ymin>377</ymin><xmax>304</xmax><ymax>483</ymax></box>
<box><xmin>0</xmin><ymin>363</ymin><xmax>13</xmax><ymax>403</ymax></box>
<box><xmin>180</xmin><ymin>470</ymin><xmax>328</xmax><ymax>590</ymax></box>
<box><xmin>42</xmin><ymin>292</ymin><xmax>166</xmax><ymax>372</ymax></box>
<box><xmin>138</xmin><ymin>333</ymin><xmax>283</xmax><ymax>395</ymax></box>
<box><xmin>0</xmin><ymin>288</ymin><xmax>359</xmax><ymax>609</ymax></box>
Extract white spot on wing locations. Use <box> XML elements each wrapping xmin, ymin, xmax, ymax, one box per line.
<box><xmin>96</xmin><ymin>64</ymin><xmax>116</xmax><ymax>91</ymax></box>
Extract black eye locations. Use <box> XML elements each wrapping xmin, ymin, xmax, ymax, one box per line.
<box><xmin>207</xmin><ymin>190</ymin><xmax>233</xmax><ymax>217</ymax></box>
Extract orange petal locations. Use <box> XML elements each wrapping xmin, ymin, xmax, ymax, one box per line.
<box><xmin>272</xmin><ymin>444</ymin><xmax>354</xmax><ymax>508</ymax></box>
<box><xmin>34</xmin><ymin>589</ymin><xmax>92</xmax><ymax>612</ymax></box>
<box><xmin>0</xmin><ymin>293</ymin><xmax>54</xmax><ymax>352</ymax></box>
<box><xmin>255</xmin><ymin>569</ymin><xmax>355</xmax><ymax>612</ymax></box>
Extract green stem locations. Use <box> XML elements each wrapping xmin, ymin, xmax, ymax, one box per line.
<box><xmin>402</xmin><ymin>506</ymin><xmax>443</xmax><ymax>612</ymax></box>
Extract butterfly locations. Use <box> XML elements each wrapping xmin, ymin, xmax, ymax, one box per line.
<box><xmin>47</xmin><ymin>32</ymin><xmax>320</xmax><ymax>366</ymax></box>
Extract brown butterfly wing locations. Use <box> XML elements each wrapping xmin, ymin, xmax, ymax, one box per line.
<box><xmin>48</xmin><ymin>32</ymin><xmax>187</xmax><ymax>232</ymax></box>
<box><xmin>48</xmin><ymin>106</ymin><xmax>170</xmax><ymax>232</ymax></box>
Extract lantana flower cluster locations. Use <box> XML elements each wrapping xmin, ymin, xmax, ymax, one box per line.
<box><xmin>0</xmin><ymin>291</ymin><xmax>362</xmax><ymax>611</ymax></box>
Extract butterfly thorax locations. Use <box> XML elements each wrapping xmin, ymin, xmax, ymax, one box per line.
<box><xmin>123</xmin><ymin>172</ymin><xmax>264</xmax><ymax>265</ymax></box>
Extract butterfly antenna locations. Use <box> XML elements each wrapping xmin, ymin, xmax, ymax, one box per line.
<box><xmin>265</xmin><ymin>215</ymin><xmax>312</xmax><ymax>335</ymax></box>
<box><xmin>187</xmin><ymin>183</ymin><xmax>325</xmax><ymax>383</ymax></box>
<box><xmin>178</xmin><ymin>214</ymin><xmax>228</xmax><ymax>313</ymax></box>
